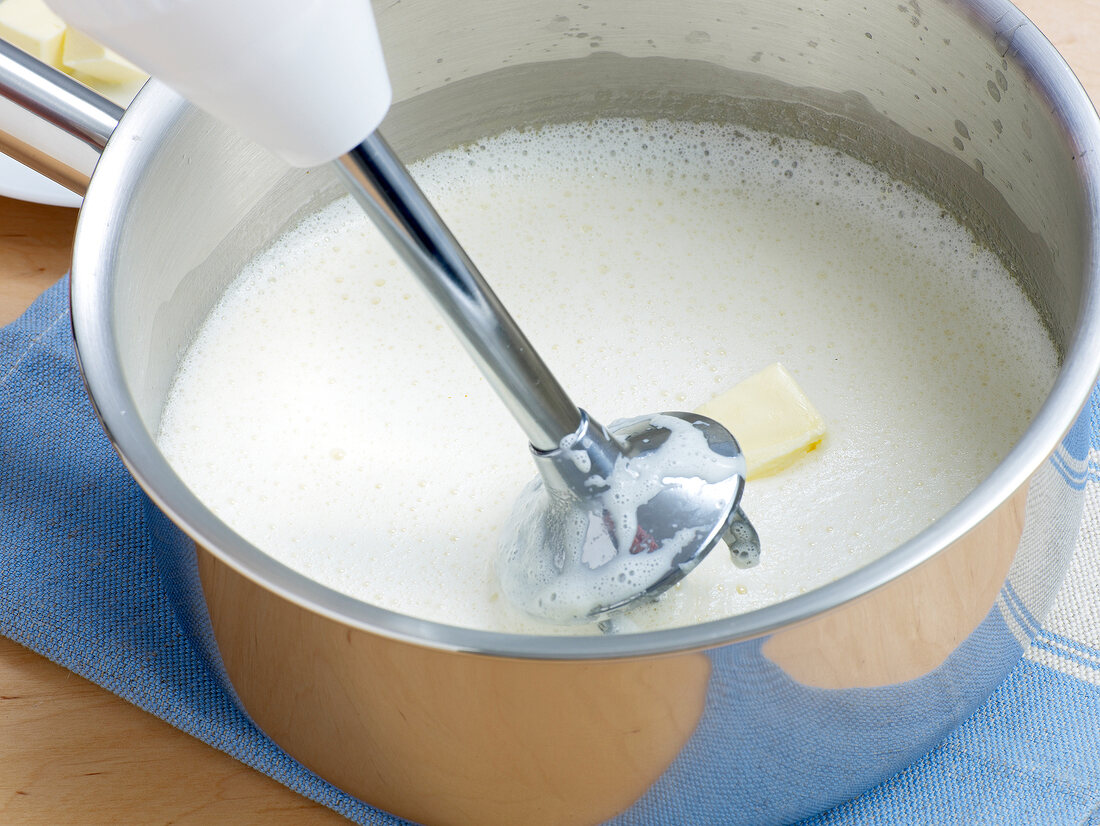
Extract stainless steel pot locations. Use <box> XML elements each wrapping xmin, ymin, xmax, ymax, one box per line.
<box><xmin>4</xmin><ymin>0</ymin><xmax>1099</xmax><ymax>823</ymax></box>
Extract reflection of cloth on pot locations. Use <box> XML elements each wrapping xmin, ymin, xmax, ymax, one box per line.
<box><xmin>2</xmin><ymin>276</ymin><xmax>1100</xmax><ymax>824</ymax></box>
<box><xmin>614</xmin><ymin>608</ymin><xmax>1022</xmax><ymax>825</ymax></box>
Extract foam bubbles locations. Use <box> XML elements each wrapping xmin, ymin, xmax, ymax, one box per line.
<box><xmin>158</xmin><ymin>118</ymin><xmax>1058</xmax><ymax>635</ymax></box>
<box><xmin>498</xmin><ymin>414</ymin><xmax>745</xmax><ymax>623</ymax></box>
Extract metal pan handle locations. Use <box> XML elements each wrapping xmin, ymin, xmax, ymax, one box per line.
<box><xmin>0</xmin><ymin>38</ymin><xmax>122</xmax><ymax>197</ymax></box>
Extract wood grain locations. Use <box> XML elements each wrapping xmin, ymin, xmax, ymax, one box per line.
<box><xmin>0</xmin><ymin>1</ymin><xmax>1096</xmax><ymax>822</ymax></box>
<box><xmin>0</xmin><ymin>196</ymin><xmax>75</xmax><ymax>326</ymax></box>
<box><xmin>0</xmin><ymin>636</ymin><xmax>344</xmax><ymax>825</ymax></box>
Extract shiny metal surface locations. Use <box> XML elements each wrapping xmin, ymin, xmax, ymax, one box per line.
<box><xmin>0</xmin><ymin>39</ymin><xmax>121</xmax><ymax>195</ymax></box>
<box><xmin>336</xmin><ymin>132</ymin><xmax>582</xmax><ymax>451</ymax></box>
<box><xmin>58</xmin><ymin>0</ymin><xmax>1100</xmax><ymax>822</ymax></box>
<box><xmin>501</xmin><ymin>410</ymin><xmax>753</xmax><ymax>623</ymax></box>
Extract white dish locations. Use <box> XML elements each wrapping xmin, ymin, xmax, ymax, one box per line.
<box><xmin>0</xmin><ymin>153</ymin><xmax>82</xmax><ymax>207</ymax></box>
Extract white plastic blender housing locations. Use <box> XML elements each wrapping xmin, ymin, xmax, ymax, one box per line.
<box><xmin>45</xmin><ymin>0</ymin><xmax>759</xmax><ymax>626</ymax></box>
<box><xmin>45</xmin><ymin>0</ymin><xmax>392</xmax><ymax>166</ymax></box>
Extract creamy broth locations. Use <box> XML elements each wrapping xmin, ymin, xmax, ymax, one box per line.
<box><xmin>157</xmin><ymin>119</ymin><xmax>1057</xmax><ymax>634</ymax></box>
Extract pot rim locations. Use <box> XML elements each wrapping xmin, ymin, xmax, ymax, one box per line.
<box><xmin>70</xmin><ymin>0</ymin><xmax>1100</xmax><ymax>661</ymax></box>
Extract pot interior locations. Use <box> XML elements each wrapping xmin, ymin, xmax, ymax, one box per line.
<box><xmin>75</xmin><ymin>0</ymin><xmax>1099</xmax><ymax>654</ymax></box>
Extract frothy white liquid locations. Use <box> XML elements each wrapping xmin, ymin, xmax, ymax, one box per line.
<box><xmin>158</xmin><ymin>119</ymin><xmax>1058</xmax><ymax>635</ymax></box>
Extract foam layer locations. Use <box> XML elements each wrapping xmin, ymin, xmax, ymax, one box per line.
<box><xmin>498</xmin><ymin>412</ymin><xmax>748</xmax><ymax>623</ymax></box>
<box><xmin>157</xmin><ymin>118</ymin><xmax>1058</xmax><ymax>635</ymax></box>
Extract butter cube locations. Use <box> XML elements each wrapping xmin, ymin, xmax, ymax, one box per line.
<box><xmin>695</xmin><ymin>363</ymin><xmax>826</xmax><ymax>479</ymax></box>
<box><xmin>61</xmin><ymin>27</ymin><xmax>146</xmax><ymax>85</ymax></box>
<box><xmin>0</xmin><ymin>0</ymin><xmax>66</xmax><ymax>66</ymax></box>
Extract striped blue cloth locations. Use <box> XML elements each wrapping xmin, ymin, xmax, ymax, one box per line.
<box><xmin>3</xmin><ymin>276</ymin><xmax>1100</xmax><ymax>824</ymax></box>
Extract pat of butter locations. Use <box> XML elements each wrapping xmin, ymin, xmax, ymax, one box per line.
<box><xmin>61</xmin><ymin>27</ymin><xmax>145</xmax><ymax>85</ymax></box>
<box><xmin>0</xmin><ymin>0</ymin><xmax>66</xmax><ymax>66</ymax></box>
<box><xmin>695</xmin><ymin>363</ymin><xmax>826</xmax><ymax>480</ymax></box>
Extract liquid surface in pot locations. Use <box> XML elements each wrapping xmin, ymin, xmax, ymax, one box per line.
<box><xmin>157</xmin><ymin>118</ymin><xmax>1058</xmax><ymax>634</ymax></box>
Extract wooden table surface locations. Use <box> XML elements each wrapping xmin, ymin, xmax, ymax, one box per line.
<box><xmin>2</xmin><ymin>3</ymin><xmax>1099</xmax><ymax>822</ymax></box>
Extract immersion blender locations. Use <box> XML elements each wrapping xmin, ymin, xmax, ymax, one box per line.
<box><xmin>46</xmin><ymin>0</ymin><xmax>760</xmax><ymax>624</ymax></box>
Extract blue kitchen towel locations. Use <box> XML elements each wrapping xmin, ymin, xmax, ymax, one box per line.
<box><xmin>3</xmin><ymin>276</ymin><xmax>1100</xmax><ymax>824</ymax></box>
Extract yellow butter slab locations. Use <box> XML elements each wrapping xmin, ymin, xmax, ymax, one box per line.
<box><xmin>695</xmin><ymin>362</ymin><xmax>826</xmax><ymax>479</ymax></box>
<box><xmin>61</xmin><ymin>27</ymin><xmax>146</xmax><ymax>85</ymax></box>
<box><xmin>0</xmin><ymin>0</ymin><xmax>66</xmax><ymax>66</ymax></box>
